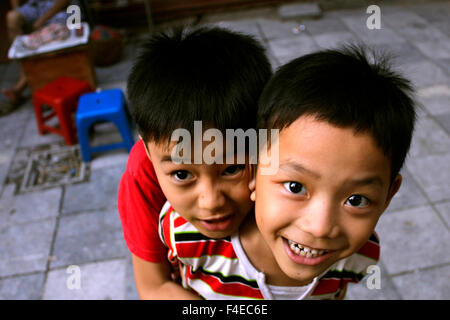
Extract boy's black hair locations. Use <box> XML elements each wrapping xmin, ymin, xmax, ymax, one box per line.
<box><xmin>127</xmin><ymin>26</ymin><xmax>272</xmax><ymax>144</ymax></box>
<box><xmin>258</xmin><ymin>45</ymin><xmax>417</xmax><ymax>181</ymax></box>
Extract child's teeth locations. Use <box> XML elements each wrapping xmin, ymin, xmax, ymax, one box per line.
<box><xmin>287</xmin><ymin>239</ymin><xmax>328</xmax><ymax>258</ymax></box>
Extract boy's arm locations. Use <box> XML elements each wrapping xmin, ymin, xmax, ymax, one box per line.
<box><xmin>131</xmin><ymin>254</ymin><xmax>201</xmax><ymax>300</ymax></box>
<box><xmin>119</xmin><ymin>141</ymin><xmax>200</xmax><ymax>299</ymax></box>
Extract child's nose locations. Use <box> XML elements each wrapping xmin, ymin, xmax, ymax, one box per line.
<box><xmin>299</xmin><ymin>196</ymin><xmax>340</xmax><ymax>239</ymax></box>
<box><xmin>197</xmin><ymin>182</ymin><xmax>226</xmax><ymax>212</ymax></box>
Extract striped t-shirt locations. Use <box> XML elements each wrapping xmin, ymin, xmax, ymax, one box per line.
<box><xmin>159</xmin><ymin>202</ymin><xmax>380</xmax><ymax>300</ymax></box>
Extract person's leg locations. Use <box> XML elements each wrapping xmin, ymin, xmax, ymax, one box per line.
<box><xmin>6</xmin><ymin>9</ymin><xmax>25</xmax><ymax>41</ymax></box>
<box><xmin>3</xmin><ymin>9</ymin><xmax>28</xmax><ymax>105</ymax></box>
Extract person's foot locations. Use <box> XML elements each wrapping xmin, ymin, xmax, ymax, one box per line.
<box><xmin>2</xmin><ymin>88</ymin><xmax>22</xmax><ymax>105</ymax></box>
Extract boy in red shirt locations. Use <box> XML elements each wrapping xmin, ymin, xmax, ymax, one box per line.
<box><xmin>117</xmin><ymin>26</ymin><xmax>272</xmax><ymax>299</ymax></box>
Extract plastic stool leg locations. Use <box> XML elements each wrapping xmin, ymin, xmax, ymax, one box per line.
<box><xmin>115</xmin><ymin>112</ymin><xmax>134</xmax><ymax>152</ymax></box>
<box><xmin>77</xmin><ymin>119</ymin><xmax>92</xmax><ymax>162</ymax></box>
<box><xmin>59</xmin><ymin>109</ymin><xmax>77</xmax><ymax>145</ymax></box>
<box><xmin>33</xmin><ymin>100</ymin><xmax>46</xmax><ymax>134</ymax></box>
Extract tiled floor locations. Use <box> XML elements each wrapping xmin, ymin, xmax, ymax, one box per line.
<box><xmin>0</xmin><ymin>0</ymin><xmax>449</xmax><ymax>300</ymax></box>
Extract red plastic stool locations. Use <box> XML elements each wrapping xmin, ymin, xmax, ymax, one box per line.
<box><xmin>32</xmin><ymin>76</ymin><xmax>93</xmax><ymax>145</ymax></box>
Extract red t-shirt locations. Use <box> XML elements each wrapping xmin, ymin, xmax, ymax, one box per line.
<box><xmin>117</xmin><ymin>140</ymin><xmax>167</xmax><ymax>262</ymax></box>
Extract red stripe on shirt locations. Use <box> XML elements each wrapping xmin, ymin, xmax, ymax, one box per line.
<box><xmin>177</xmin><ymin>240</ymin><xmax>237</xmax><ymax>259</ymax></box>
<box><xmin>161</xmin><ymin>209</ymin><xmax>175</xmax><ymax>261</ymax></box>
<box><xmin>357</xmin><ymin>240</ymin><xmax>380</xmax><ymax>261</ymax></box>
<box><xmin>174</xmin><ymin>215</ymin><xmax>188</xmax><ymax>228</ymax></box>
<box><xmin>311</xmin><ymin>278</ymin><xmax>341</xmax><ymax>296</ymax></box>
<box><xmin>186</xmin><ymin>266</ymin><xmax>264</xmax><ymax>299</ymax></box>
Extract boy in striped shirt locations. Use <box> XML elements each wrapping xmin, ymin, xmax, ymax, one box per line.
<box><xmin>124</xmin><ymin>26</ymin><xmax>272</xmax><ymax>299</ymax></box>
<box><xmin>159</xmin><ymin>45</ymin><xmax>417</xmax><ymax>299</ymax></box>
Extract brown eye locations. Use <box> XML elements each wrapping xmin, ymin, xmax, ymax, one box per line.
<box><xmin>283</xmin><ymin>182</ymin><xmax>306</xmax><ymax>195</ymax></box>
<box><xmin>172</xmin><ymin>170</ymin><xmax>192</xmax><ymax>181</ymax></box>
<box><xmin>223</xmin><ymin>165</ymin><xmax>245</xmax><ymax>176</ymax></box>
<box><xmin>346</xmin><ymin>195</ymin><xmax>369</xmax><ymax>207</ymax></box>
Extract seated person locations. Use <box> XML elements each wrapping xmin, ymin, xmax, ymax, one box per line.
<box><xmin>2</xmin><ymin>0</ymin><xmax>73</xmax><ymax>105</ymax></box>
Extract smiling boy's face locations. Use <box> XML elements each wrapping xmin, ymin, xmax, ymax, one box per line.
<box><xmin>145</xmin><ymin>139</ymin><xmax>253</xmax><ymax>239</ymax></box>
<box><xmin>253</xmin><ymin>115</ymin><xmax>401</xmax><ymax>285</ymax></box>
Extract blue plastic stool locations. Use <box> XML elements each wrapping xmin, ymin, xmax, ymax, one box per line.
<box><xmin>76</xmin><ymin>89</ymin><xmax>134</xmax><ymax>162</ymax></box>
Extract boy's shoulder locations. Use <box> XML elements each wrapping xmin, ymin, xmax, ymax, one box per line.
<box><xmin>126</xmin><ymin>140</ymin><xmax>152</xmax><ymax>176</ymax></box>
<box><xmin>327</xmin><ymin>232</ymin><xmax>380</xmax><ymax>276</ymax></box>
<box><xmin>310</xmin><ymin>233</ymin><xmax>380</xmax><ymax>298</ymax></box>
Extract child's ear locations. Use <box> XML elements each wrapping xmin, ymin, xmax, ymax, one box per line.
<box><xmin>383</xmin><ymin>174</ymin><xmax>402</xmax><ymax>210</ymax></box>
<box><xmin>140</xmin><ymin>136</ymin><xmax>152</xmax><ymax>161</ymax></box>
<box><xmin>250</xmin><ymin>188</ymin><xmax>256</xmax><ymax>202</ymax></box>
<box><xmin>248</xmin><ymin>165</ymin><xmax>256</xmax><ymax>202</ymax></box>
<box><xmin>249</xmin><ymin>178</ymin><xmax>256</xmax><ymax>201</ymax></box>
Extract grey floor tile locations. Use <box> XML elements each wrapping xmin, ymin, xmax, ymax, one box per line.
<box><xmin>267</xmin><ymin>35</ymin><xmax>319</xmax><ymax>65</ymax></box>
<box><xmin>18</xmin><ymin>114</ymin><xmax>64</xmax><ymax>148</ymax></box>
<box><xmin>432</xmin><ymin>20</ymin><xmax>450</xmax><ymax>37</ymax></box>
<box><xmin>369</xmin><ymin>42</ymin><xmax>427</xmax><ymax>66</ymax></box>
<box><xmin>0</xmin><ymin>187</ymin><xmax>62</xmax><ymax>226</ymax></box>
<box><xmin>345</xmin><ymin>262</ymin><xmax>401</xmax><ymax>300</ymax></box>
<box><xmin>61</xmin><ymin>164</ymin><xmax>125</xmax><ymax>214</ymax></box>
<box><xmin>432</xmin><ymin>112</ymin><xmax>450</xmax><ymax>135</ymax></box>
<box><xmin>0</xmin><ymin>218</ymin><xmax>56</xmax><ymax>277</ymax></box>
<box><xmin>312</xmin><ymin>31</ymin><xmax>359</xmax><ymax>49</ymax></box>
<box><xmin>90</xmin><ymin>150</ymin><xmax>130</xmax><ymax>172</ymax></box>
<box><xmin>434</xmin><ymin>201</ymin><xmax>450</xmax><ymax>229</ymax></box>
<box><xmin>88</xmin><ymin>121</ymin><xmax>126</xmax><ymax>149</ymax></box>
<box><xmin>408</xmin><ymin>115</ymin><xmax>450</xmax><ymax>159</ymax></box>
<box><xmin>43</xmin><ymin>258</ymin><xmax>127</xmax><ymax>299</ymax></box>
<box><xmin>303</xmin><ymin>16</ymin><xmax>350</xmax><ymax>36</ymax></box>
<box><xmin>390</xmin><ymin>264</ymin><xmax>450</xmax><ymax>299</ymax></box>
<box><xmin>385</xmin><ymin>169</ymin><xmax>428</xmax><ymax>214</ymax></box>
<box><xmin>413</xmin><ymin>40</ymin><xmax>450</xmax><ymax>60</ymax></box>
<box><xmin>0</xmin><ymin>272</ymin><xmax>45</xmax><ymax>300</ymax></box>
<box><xmin>398</xmin><ymin>60</ymin><xmax>449</xmax><ymax>89</ymax></box>
<box><xmin>416</xmin><ymin>87</ymin><xmax>450</xmax><ymax>116</ymax></box>
<box><xmin>408</xmin><ymin>2</ymin><xmax>450</xmax><ymax>24</ymax></box>
<box><xmin>382</xmin><ymin>10</ymin><xmax>428</xmax><ymax>30</ymax></box>
<box><xmin>340</xmin><ymin>15</ymin><xmax>405</xmax><ymax>46</ymax></box>
<box><xmin>0</xmin><ymin>151</ymin><xmax>14</xmax><ymax>195</ymax></box>
<box><xmin>97</xmin><ymin>81</ymin><xmax>127</xmax><ymax>94</ymax></box>
<box><xmin>433</xmin><ymin>58</ymin><xmax>450</xmax><ymax>76</ymax></box>
<box><xmin>95</xmin><ymin>59</ymin><xmax>133</xmax><ymax>87</ymax></box>
<box><xmin>0</xmin><ymin>103</ymin><xmax>32</xmax><ymax>150</ymax></box>
<box><xmin>383</xmin><ymin>11</ymin><xmax>447</xmax><ymax>43</ymax></box>
<box><xmin>257</xmin><ymin>18</ymin><xmax>302</xmax><ymax>41</ymax></box>
<box><xmin>376</xmin><ymin>205</ymin><xmax>450</xmax><ymax>275</ymax></box>
<box><xmin>406</xmin><ymin>153</ymin><xmax>450</xmax><ymax>203</ymax></box>
<box><xmin>278</xmin><ymin>2</ymin><xmax>321</xmax><ymax>20</ymax></box>
<box><xmin>50</xmin><ymin>209</ymin><xmax>128</xmax><ymax>268</ymax></box>
<box><xmin>125</xmin><ymin>254</ymin><xmax>139</xmax><ymax>300</ymax></box>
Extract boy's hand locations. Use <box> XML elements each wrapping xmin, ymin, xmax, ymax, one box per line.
<box><xmin>131</xmin><ymin>254</ymin><xmax>201</xmax><ymax>300</ymax></box>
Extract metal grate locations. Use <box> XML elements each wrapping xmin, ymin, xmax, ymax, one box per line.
<box><xmin>18</xmin><ymin>144</ymin><xmax>89</xmax><ymax>193</ymax></box>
